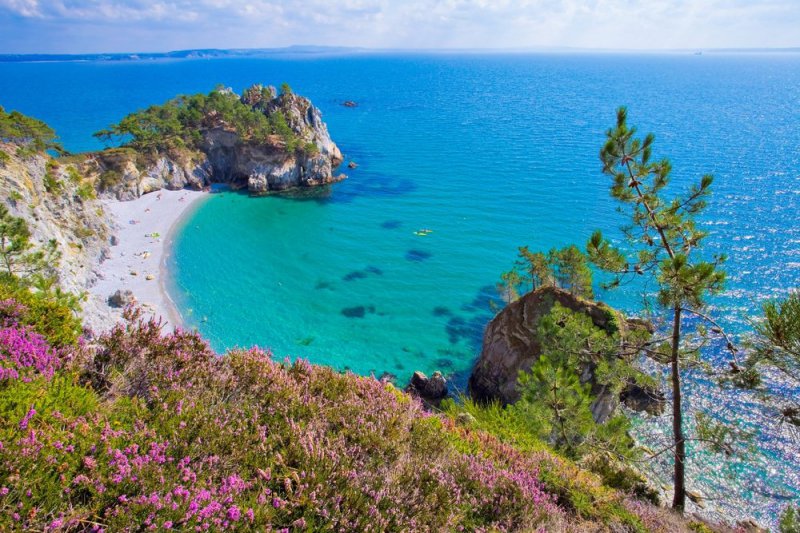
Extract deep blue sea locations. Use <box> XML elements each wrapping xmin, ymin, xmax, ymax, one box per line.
<box><xmin>1</xmin><ymin>52</ymin><xmax>798</xmax><ymax>526</ymax></box>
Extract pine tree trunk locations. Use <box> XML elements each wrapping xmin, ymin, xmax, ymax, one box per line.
<box><xmin>671</xmin><ymin>305</ymin><xmax>686</xmax><ymax>511</ymax></box>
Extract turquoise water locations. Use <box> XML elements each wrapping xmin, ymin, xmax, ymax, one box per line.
<box><xmin>2</xmin><ymin>52</ymin><xmax>799</xmax><ymax>525</ymax></box>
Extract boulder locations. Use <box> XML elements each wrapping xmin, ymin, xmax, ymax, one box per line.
<box><xmin>405</xmin><ymin>371</ymin><xmax>448</xmax><ymax>408</ymax></box>
<box><xmin>108</xmin><ymin>289</ymin><xmax>136</xmax><ymax>308</ymax></box>
<box><xmin>620</xmin><ymin>381</ymin><xmax>666</xmax><ymax>415</ymax></box>
<box><xmin>468</xmin><ymin>286</ymin><xmax>659</xmax><ymax>422</ymax></box>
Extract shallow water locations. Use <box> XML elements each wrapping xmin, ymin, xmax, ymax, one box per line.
<box><xmin>2</xmin><ymin>51</ymin><xmax>799</xmax><ymax>526</ymax></box>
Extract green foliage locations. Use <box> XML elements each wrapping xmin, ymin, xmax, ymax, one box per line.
<box><xmin>781</xmin><ymin>505</ymin><xmax>800</xmax><ymax>533</ymax></box>
<box><xmin>587</xmin><ymin>107</ymin><xmax>730</xmax><ymax>511</ymax></box>
<box><xmin>515</xmin><ymin>304</ymin><xmax>639</xmax><ymax>460</ymax></box>
<box><xmin>501</xmin><ymin>244</ymin><xmax>593</xmax><ymax>302</ymax></box>
<box><xmin>0</xmin><ymin>204</ymin><xmax>60</xmax><ymax>286</ymax></box>
<box><xmin>0</xmin><ymin>148</ymin><xmax>9</xmax><ymax>165</ymax></box>
<box><xmin>441</xmin><ymin>398</ymin><xmax>654</xmax><ymax>527</ymax></box>
<box><xmin>0</xmin><ymin>275</ymin><xmax>82</xmax><ymax>347</ymax></box>
<box><xmin>43</xmin><ymin>160</ymin><xmax>63</xmax><ymax>193</ymax></box>
<box><xmin>280</xmin><ymin>82</ymin><xmax>293</xmax><ymax>95</ymax></box>
<box><xmin>76</xmin><ymin>181</ymin><xmax>96</xmax><ymax>200</ymax></box>
<box><xmin>98</xmin><ymin>169</ymin><xmax>122</xmax><ymax>191</ymax></box>
<box><xmin>735</xmin><ymin>292</ymin><xmax>800</xmax><ymax>428</ymax></box>
<box><xmin>268</xmin><ymin>108</ymin><xmax>298</xmax><ymax>152</ymax></box>
<box><xmin>94</xmin><ymin>84</ymin><xmax>294</xmax><ymax>153</ymax></box>
<box><xmin>7</xmin><ymin>190</ymin><xmax>22</xmax><ymax>203</ymax></box>
<box><xmin>66</xmin><ymin>165</ymin><xmax>82</xmax><ymax>184</ymax></box>
<box><xmin>0</xmin><ymin>105</ymin><xmax>62</xmax><ymax>153</ymax></box>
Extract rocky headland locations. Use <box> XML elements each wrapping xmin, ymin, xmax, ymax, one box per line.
<box><xmin>84</xmin><ymin>85</ymin><xmax>344</xmax><ymax>199</ymax></box>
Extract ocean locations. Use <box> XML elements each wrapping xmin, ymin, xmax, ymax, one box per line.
<box><xmin>1</xmin><ymin>51</ymin><xmax>798</xmax><ymax>526</ymax></box>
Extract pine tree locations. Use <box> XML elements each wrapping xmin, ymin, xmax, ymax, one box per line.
<box><xmin>587</xmin><ymin>107</ymin><xmax>729</xmax><ymax>511</ymax></box>
<box><xmin>0</xmin><ymin>204</ymin><xmax>59</xmax><ymax>287</ymax></box>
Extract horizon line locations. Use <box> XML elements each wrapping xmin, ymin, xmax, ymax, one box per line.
<box><xmin>2</xmin><ymin>44</ymin><xmax>800</xmax><ymax>60</ymax></box>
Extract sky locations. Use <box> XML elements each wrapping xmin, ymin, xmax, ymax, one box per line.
<box><xmin>0</xmin><ymin>0</ymin><xmax>798</xmax><ymax>54</ymax></box>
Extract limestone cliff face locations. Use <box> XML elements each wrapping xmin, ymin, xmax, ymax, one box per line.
<box><xmin>468</xmin><ymin>286</ymin><xmax>664</xmax><ymax>422</ymax></box>
<box><xmin>85</xmin><ymin>93</ymin><xmax>344</xmax><ymax>200</ymax></box>
<box><xmin>0</xmin><ymin>143</ymin><xmax>111</xmax><ymax>319</ymax></box>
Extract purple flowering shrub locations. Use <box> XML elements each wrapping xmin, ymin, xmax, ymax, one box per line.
<box><xmin>0</xmin><ymin>299</ymin><xmax>65</xmax><ymax>382</ymax></box>
<box><xmin>0</xmin><ymin>305</ymin><xmax>693</xmax><ymax>531</ymax></box>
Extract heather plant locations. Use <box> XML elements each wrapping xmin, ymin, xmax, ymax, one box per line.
<box><xmin>0</xmin><ymin>303</ymin><xmax>702</xmax><ymax>531</ymax></box>
<box><xmin>0</xmin><ymin>306</ymin><xmax>63</xmax><ymax>382</ymax></box>
<box><xmin>0</xmin><ymin>276</ymin><xmax>82</xmax><ymax>347</ymax></box>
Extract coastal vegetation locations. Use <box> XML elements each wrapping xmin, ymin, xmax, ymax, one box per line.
<box><xmin>94</xmin><ymin>84</ymin><xmax>304</xmax><ymax>155</ymax></box>
<box><xmin>1</xmin><ymin>98</ymin><xmax>796</xmax><ymax>530</ymax></box>
<box><xmin>0</xmin><ymin>105</ymin><xmax>62</xmax><ymax>154</ymax></box>
<box><xmin>0</xmin><ymin>289</ymin><xmax>698</xmax><ymax>531</ymax></box>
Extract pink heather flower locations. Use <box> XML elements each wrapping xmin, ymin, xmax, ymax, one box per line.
<box><xmin>163</xmin><ymin>521</ymin><xmax>173</xmax><ymax>529</ymax></box>
<box><xmin>272</xmin><ymin>497</ymin><xmax>283</xmax><ymax>509</ymax></box>
<box><xmin>0</xmin><ymin>487</ymin><xmax>9</xmax><ymax>496</ymax></box>
<box><xmin>226</xmin><ymin>505</ymin><xmax>241</xmax><ymax>521</ymax></box>
<box><xmin>19</xmin><ymin>407</ymin><xmax>36</xmax><ymax>430</ymax></box>
<box><xmin>245</xmin><ymin>508</ymin><xmax>254</xmax><ymax>522</ymax></box>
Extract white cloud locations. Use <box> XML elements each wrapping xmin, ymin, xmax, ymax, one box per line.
<box><xmin>0</xmin><ymin>0</ymin><xmax>798</xmax><ymax>52</ymax></box>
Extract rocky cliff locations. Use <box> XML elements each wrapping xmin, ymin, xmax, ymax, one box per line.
<box><xmin>468</xmin><ymin>286</ymin><xmax>664</xmax><ymax>422</ymax></box>
<box><xmin>84</xmin><ymin>89</ymin><xmax>344</xmax><ymax>200</ymax></box>
<box><xmin>0</xmin><ymin>142</ymin><xmax>111</xmax><ymax>319</ymax></box>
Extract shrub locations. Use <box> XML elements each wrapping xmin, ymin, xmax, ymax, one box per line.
<box><xmin>782</xmin><ymin>505</ymin><xmax>800</xmax><ymax>533</ymax></box>
<box><xmin>0</xmin><ymin>278</ymin><xmax>82</xmax><ymax>347</ymax></box>
<box><xmin>76</xmin><ymin>181</ymin><xmax>96</xmax><ymax>200</ymax></box>
<box><xmin>98</xmin><ymin>169</ymin><xmax>122</xmax><ymax>191</ymax></box>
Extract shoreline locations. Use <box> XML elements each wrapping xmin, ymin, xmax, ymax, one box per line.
<box><xmin>84</xmin><ymin>189</ymin><xmax>210</xmax><ymax>333</ymax></box>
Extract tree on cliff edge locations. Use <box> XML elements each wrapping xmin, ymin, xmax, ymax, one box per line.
<box><xmin>587</xmin><ymin>108</ymin><xmax>733</xmax><ymax>511</ymax></box>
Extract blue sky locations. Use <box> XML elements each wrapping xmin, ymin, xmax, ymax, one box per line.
<box><xmin>0</xmin><ymin>0</ymin><xmax>798</xmax><ymax>54</ymax></box>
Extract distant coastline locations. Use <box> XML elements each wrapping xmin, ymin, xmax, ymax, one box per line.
<box><xmin>2</xmin><ymin>45</ymin><xmax>799</xmax><ymax>63</ymax></box>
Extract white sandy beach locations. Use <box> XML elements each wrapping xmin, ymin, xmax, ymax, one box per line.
<box><xmin>85</xmin><ymin>189</ymin><xmax>209</xmax><ymax>333</ymax></box>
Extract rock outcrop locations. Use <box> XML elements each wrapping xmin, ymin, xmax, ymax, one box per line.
<box><xmin>0</xmin><ymin>144</ymin><xmax>112</xmax><ymax>322</ymax></box>
<box><xmin>85</xmin><ymin>91</ymin><xmax>344</xmax><ymax>200</ymax></box>
<box><xmin>107</xmin><ymin>289</ymin><xmax>136</xmax><ymax>308</ymax></box>
<box><xmin>405</xmin><ymin>370</ymin><xmax>449</xmax><ymax>408</ymax></box>
<box><xmin>468</xmin><ymin>286</ymin><xmax>664</xmax><ymax>422</ymax></box>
